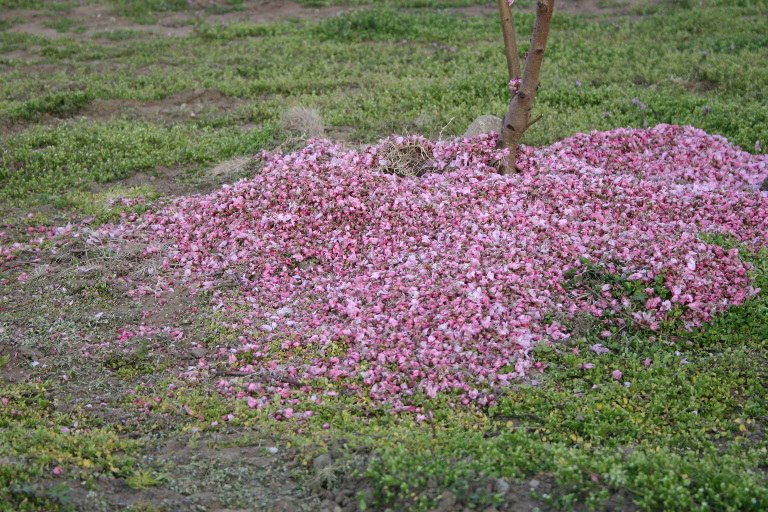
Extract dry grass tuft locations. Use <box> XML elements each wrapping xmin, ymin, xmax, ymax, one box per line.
<box><xmin>375</xmin><ymin>138</ymin><xmax>437</xmax><ymax>178</ymax></box>
<box><xmin>28</xmin><ymin>235</ymin><xmax>168</xmax><ymax>285</ymax></box>
<box><xmin>208</xmin><ymin>156</ymin><xmax>251</xmax><ymax>178</ymax></box>
<box><xmin>280</xmin><ymin>106</ymin><xmax>325</xmax><ymax>139</ymax></box>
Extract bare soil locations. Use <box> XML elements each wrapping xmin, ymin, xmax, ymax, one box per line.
<box><xmin>0</xmin><ymin>2</ymin><xmax>667</xmax><ymax>510</ymax></box>
<box><xmin>555</xmin><ymin>0</ymin><xmax>657</xmax><ymax>16</ymax></box>
<box><xmin>80</xmin><ymin>88</ymin><xmax>244</xmax><ymax>123</ymax></box>
<box><xmin>2</xmin><ymin>1</ymin><xmax>353</xmax><ymax>41</ymax></box>
<box><xmin>449</xmin><ymin>0</ymin><xmax>660</xmax><ymax>18</ymax></box>
<box><xmin>0</xmin><ymin>0</ymin><xmax>668</xmax><ymax>45</ymax></box>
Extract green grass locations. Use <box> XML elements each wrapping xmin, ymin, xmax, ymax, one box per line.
<box><xmin>99</xmin><ymin>238</ymin><xmax>764</xmax><ymax>511</ymax></box>
<box><xmin>211</xmin><ymin>241</ymin><xmax>766</xmax><ymax>511</ymax></box>
<box><xmin>0</xmin><ymin>383</ymin><xmax>144</xmax><ymax>512</ymax></box>
<box><xmin>356</xmin><ymin>247</ymin><xmax>768</xmax><ymax>509</ymax></box>
<box><xmin>0</xmin><ymin>0</ymin><xmax>75</xmax><ymax>9</ymax></box>
<box><xmin>90</xmin><ymin>29</ymin><xmax>150</xmax><ymax>41</ymax></box>
<box><xmin>1</xmin><ymin>1</ymin><xmax>767</xmax><ymax>510</ymax></box>
<box><xmin>108</xmin><ymin>0</ymin><xmax>246</xmax><ymax>22</ymax></box>
<box><xmin>0</xmin><ymin>17</ymin><xmax>23</xmax><ymax>32</ymax></box>
<box><xmin>1</xmin><ymin>2</ymin><xmax>766</xmax><ymax>210</ymax></box>
<box><xmin>0</xmin><ymin>121</ymin><xmax>275</xmax><ymax>201</ymax></box>
<box><xmin>41</xmin><ymin>17</ymin><xmax>83</xmax><ymax>34</ymax></box>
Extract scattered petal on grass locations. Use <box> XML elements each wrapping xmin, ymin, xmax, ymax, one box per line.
<box><xmin>12</xmin><ymin>124</ymin><xmax>766</xmax><ymax>412</ymax></box>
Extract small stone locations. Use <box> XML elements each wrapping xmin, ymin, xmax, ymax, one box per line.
<box><xmin>313</xmin><ymin>453</ymin><xmax>333</xmax><ymax>474</ymax></box>
<box><xmin>463</xmin><ymin>115</ymin><xmax>502</xmax><ymax>137</ymax></box>
<box><xmin>493</xmin><ymin>478</ymin><xmax>510</xmax><ymax>494</ymax></box>
<box><xmin>436</xmin><ymin>491</ymin><xmax>456</xmax><ymax>512</ymax></box>
<box><xmin>529</xmin><ymin>478</ymin><xmax>540</xmax><ymax>489</ymax></box>
<box><xmin>265</xmin><ymin>446</ymin><xmax>279</xmax><ymax>454</ymax></box>
<box><xmin>270</xmin><ymin>499</ymin><xmax>300</xmax><ymax>512</ymax></box>
<box><xmin>317</xmin><ymin>500</ymin><xmax>336</xmax><ymax>512</ymax></box>
<box><xmin>190</xmin><ymin>347</ymin><xmax>205</xmax><ymax>358</ymax></box>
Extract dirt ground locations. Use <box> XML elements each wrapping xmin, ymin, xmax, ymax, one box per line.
<box><xmin>2</xmin><ymin>1</ymin><xmax>352</xmax><ymax>40</ymax></box>
<box><xmin>0</xmin><ymin>0</ymin><xmax>660</xmax><ymax>44</ymax></box>
<box><xmin>0</xmin><ymin>2</ymin><xmax>663</xmax><ymax>511</ymax></box>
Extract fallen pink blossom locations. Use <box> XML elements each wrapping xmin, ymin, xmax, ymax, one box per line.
<box><xmin>24</xmin><ymin>124</ymin><xmax>765</xmax><ymax>411</ymax></box>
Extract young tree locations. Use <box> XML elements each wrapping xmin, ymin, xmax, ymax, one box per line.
<box><xmin>497</xmin><ymin>0</ymin><xmax>556</xmax><ymax>174</ymax></box>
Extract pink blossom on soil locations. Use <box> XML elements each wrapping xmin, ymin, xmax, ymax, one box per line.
<box><xmin>9</xmin><ymin>125</ymin><xmax>766</xmax><ymax>413</ymax></box>
<box><xmin>100</xmin><ymin>125</ymin><xmax>768</xmax><ymax>408</ymax></box>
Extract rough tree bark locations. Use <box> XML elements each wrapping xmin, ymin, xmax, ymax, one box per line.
<box><xmin>497</xmin><ymin>0</ymin><xmax>521</xmax><ymax>80</ymax></box>
<box><xmin>498</xmin><ymin>0</ymin><xmax>555</xmax><ymax>174</ymax></box>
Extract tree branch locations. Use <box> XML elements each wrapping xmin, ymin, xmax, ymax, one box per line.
<box><xmin>526</xmin><ymin>113</ymin><xmax>544</xmax><ymax>129</ymax></box>
<box><xmin>497</xmin><ymin>0</ymin><xmax>521</xmax><ymax>80</ymax></box>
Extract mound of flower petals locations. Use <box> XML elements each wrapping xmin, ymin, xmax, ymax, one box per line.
<box><xmin>105</xmin><ymin>124</ymin><xmax>767</xmax><ymax>409</ymax></box>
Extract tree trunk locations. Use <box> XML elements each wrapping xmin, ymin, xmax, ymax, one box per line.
<box><xmin>497</xmin><ymin>0</ymin><xmax>521</xmax><ymax>81</ymax></box>
<box><xmin>498</xmin><ymin>0</ymin><xmax>555</xmax><ymax>174</ymax></box>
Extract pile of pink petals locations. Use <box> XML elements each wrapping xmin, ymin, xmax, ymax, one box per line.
<box><xmin>100</xmin><ymin>124</ymin><xmax>767</xmax><ymax>409</ymax></box>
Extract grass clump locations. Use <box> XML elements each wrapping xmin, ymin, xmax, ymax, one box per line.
<box><xmin>91</xmin><ymin>29</ymin><xmax>149</xmax><ymax>41</ymax></box>
<box><xmin>0</xmin><ymin>1</ymin><xmax>767</xmax><ymax>510</ymax></box>
<box><xmin>0</xmin><ymin>383</ymin><xmax>144</xmax><ymax>511</ymax></box>
<box><xmin>108</xmin><ymin>0</ymin><xmax>246</xmax><ymax>22</ymax></box>
<box><xmin>0</xmin><ymin>121</ymin><xmax>275</xmax><ymax>202</ymax></box>
<box><xmin>41</xmin><ymin>17</ymin><xmax>83</xmax><ymax>34</ymax></box>
<box><xmin>13</xmin><ymin>89</ymin><xmax>94</xmax><ymax>120</ymax></box>
<box><xmin>300</xmin><ymin>244</ymin><xmax>768</xmax><ymax>511</ymax></box>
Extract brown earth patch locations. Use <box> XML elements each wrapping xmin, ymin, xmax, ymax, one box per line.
<box><xmin>554</xmin><ymin>0</ymin><xmax>661</xmax><ymax>16</ymax></box>
<box><xmin>673</xmin><ymin>78</ymin><xmax>718</xmax><ymax>94</ymax></box>
<box><xmin>208</xmin><ymin>156</ymin><xmax>252</xmax><ymax>179</ymax></box>
<box><xmin>451</xmin><ymin>0</ymin><xmax>663</xmax><ymax>18</ymax></box>
<box><xmin>105</xmin><ymin>168</ymin><xmax>198</xmax><ymax>197</ymax></box>
<box><xmin>2</xmin><ymin>1</ymin><xmax>353</xmax><ymax>42</ymax></box>
<box><xmin>80</xmin><ymin>87</ymin><xmax>243</xmax><ymax>123</ymax></box>
<box><xmin>190</xmin><ymin>0</ymin><xmax>353</xmax><ymax>25</ymax></box>
<box><xmin>85</xmin><ymin>154</ymin><xmax>259</xmax><ymax>201</ymax></box>
<box><xmin>4</xmin><ymin>4</ymin><xmax>192</xmax><ymax>40</ymax></box>
<box><xmin>0</xmin><ymin>49</ymin><xmax>31</xmax><ymax>60</ymax></box>
<box><xmin>0</xmin><ymin>340</ymin><xmax>39</xmax><ymax>385</ymax></box>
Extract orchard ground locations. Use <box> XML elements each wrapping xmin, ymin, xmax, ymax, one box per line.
<box><xmin>1</xmin><ymin>1</ymin><xmax>768</xmax><ymax>511</ymax></box>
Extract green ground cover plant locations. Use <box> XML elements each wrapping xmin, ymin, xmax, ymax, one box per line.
<box><xmin>1</xmin><ymin>1</ymin><xmax>767</xmax><ymax>511</ymax></box>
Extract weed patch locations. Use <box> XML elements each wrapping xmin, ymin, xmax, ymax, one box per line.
<box><xmin>1</xmin><ymin>1</ymin><xmax>767</xmax><ymax>510</ymax></box>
